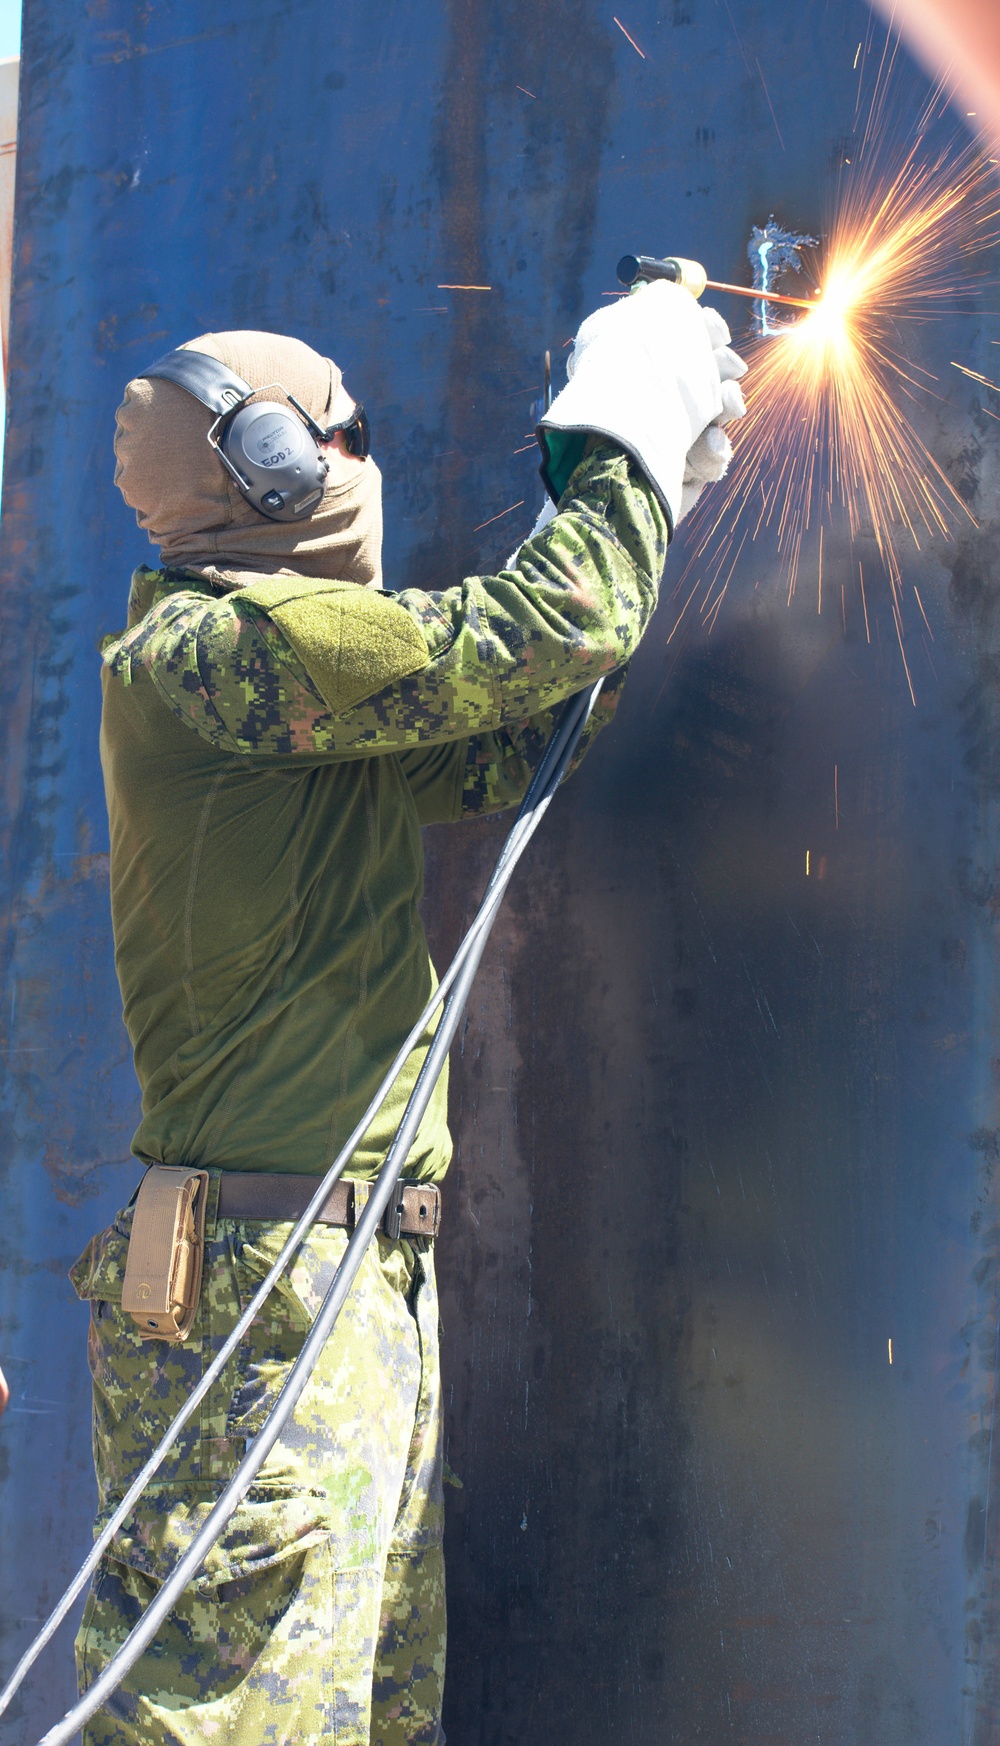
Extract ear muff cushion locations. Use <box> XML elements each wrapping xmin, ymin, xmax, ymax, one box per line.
<box><xmin>235</xmin><ymin>576</ymin><xmax>430</xmax><ymax>714</ymax></box>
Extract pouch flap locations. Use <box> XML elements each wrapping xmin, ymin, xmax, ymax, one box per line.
<box><xmin>101</xmin><ymin>1489</ymin><xmax>334</xmax><ymax>1593</ymax></box>
<box><xmin>70</xmin><ymin>1221</ymin><xmax>132</xmax><ymax>1305</ymax></box>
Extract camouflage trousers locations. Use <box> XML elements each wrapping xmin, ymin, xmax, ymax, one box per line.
<box><xmin>70</xmin><ymin>1174</ymin><xmax>445</xmax><ymax>1745</ymax></box>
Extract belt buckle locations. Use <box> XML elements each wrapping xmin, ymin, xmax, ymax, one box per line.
<box><xmin>382</xmin><ymin>1183</ymin><xmax>406</xmax><ymax>1241</ymax></box>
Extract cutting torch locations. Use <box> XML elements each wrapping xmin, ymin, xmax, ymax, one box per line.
<box><xmin>616</xmin><ymin>251</ymin><xmax>815</xmax><ymax>310</ymax></box>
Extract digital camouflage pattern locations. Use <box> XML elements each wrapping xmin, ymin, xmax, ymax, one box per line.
<box><xmin>72</xmin><ymin>1178</ymin><xmax>445</xmax><ymax>1746</ymax></box>
<box><xmin>98</xmin><ymin>442</ymin><xmax>667</xmax><ymax>1179</ymax></box>
<box><xmin>79</xmin><ymin>442</ymin><xmax>670</xmax><ymax>1742</ymax></box>
<box><xmin>101</xmin><ymin>443</ymin><xmax>667</xmax><ymax>762</ymax></box>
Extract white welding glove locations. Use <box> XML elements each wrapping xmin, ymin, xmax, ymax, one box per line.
<box><xmin>538</xmin><ymin>280</ymin><xmax>729</xmax><ymax>533</ymax></box>
<box><xmin>678</xmin><ymin>305</ymin><xmax>748</xmax><ymax>523</ymax></box>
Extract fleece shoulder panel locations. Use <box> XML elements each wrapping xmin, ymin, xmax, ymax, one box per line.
<box><xmin>235</xmin><ymin>576</ymin><xmax>431</xmax><ymax>715</ymax></box>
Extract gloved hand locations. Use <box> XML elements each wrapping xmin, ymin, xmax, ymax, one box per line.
<box><xmin>537</xmin><ymin>280</ymin><xmax>742</xmax><ymax>533</ymax></box>
<box><xmin>678</xmin><ymin>305</ymin><xmax>747</xmax><ymax>523</ymax></box>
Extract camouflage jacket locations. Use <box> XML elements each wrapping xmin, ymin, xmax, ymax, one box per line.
<box><xmin>99</xmin><ymin>443</ymin><xmax>668</xmax><ymax>1180</ymax></box>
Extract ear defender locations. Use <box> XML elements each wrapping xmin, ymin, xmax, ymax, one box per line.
<box><xmin>216</xmin><ymin>398</ymin><xmax>329</xmax><ymax>520</ymax></box>
<box><xmin>137</xmin><ymin>349</ymin><xmax>349</xmax><ymax>523</ymax></box>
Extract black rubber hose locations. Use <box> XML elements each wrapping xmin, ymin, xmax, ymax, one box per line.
<box><xmin>27</xmin><ymin>679</ymin><xmax>602</xmax><ymax>1746</ymax></box>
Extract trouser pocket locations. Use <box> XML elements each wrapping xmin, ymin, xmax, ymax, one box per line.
<box><xmin>71</xmin><ymin>1200</ymin><xmax>247</xmax><ymax>1497</ymax></box>
<box><xmin>75</xmin><ymin>1537</ymin><xmax>382</xmax><ymax>1746</ymax></box>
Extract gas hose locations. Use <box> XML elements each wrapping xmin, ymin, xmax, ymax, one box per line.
<box><xmin>2</xmin><ymin>678</ymin><xmax>602</xmax><ymax>1746</ymax></box>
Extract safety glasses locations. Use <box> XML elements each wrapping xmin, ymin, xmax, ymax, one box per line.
<box><xmin>322</xmin><ymin>402</ymin><xmax>371</xmax><ymax>459</ymax></box>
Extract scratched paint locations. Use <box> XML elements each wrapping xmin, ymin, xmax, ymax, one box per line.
<box><xmin>1</xmin><ymin>3</ymin><xmax>1000</xmax><ymax>1745</ymax></box>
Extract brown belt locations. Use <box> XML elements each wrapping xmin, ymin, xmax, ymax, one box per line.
<box><xmin>215</xmin><ymin>1172</ymin><xmax>442</xmax><ymax>1240</ymax></box>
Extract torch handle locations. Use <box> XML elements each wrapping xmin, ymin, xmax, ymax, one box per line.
<box><xmin>617</xmin><ymin>252</ymin><xmax>814</xmax><ymax>311</ymax></box>
<box><xmin>616</xmin><ymin>253</ymin><xmax>707</xmax><ymax>297</ymax></box>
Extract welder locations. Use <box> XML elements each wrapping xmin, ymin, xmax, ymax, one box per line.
<box><xmin>70</xmin><ymin>283</ymin><xmax>747</xmax><ymax>1745</ymax></box>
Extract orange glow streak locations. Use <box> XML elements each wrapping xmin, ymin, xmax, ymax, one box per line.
<box><xmin>613</xmin><ymin>16</ymin><xmax>646</xmax><ymax>57</ymax></box>
<box><xmin>438</xmin><ymin>284</ymin><xmax>493</xmax><ymax>291</ymax></box>
<box><xmin>913</xmin><ymin>585</ymin><xmax>934</xmax><ymax>639</ymax></box>
<box><xmin>859</xmin><ymin>563</ymin><xmax>871</xmax><ymax>644</ymax></box>
<box><xmin>473</xmin><ymin>499</ymin><xmax>525</xmax><ymax>533</ymax></box>
<box><xmin>818</xmin><ymin>524</ymin><xmax>824</xmax><ymax>614</ymax></box>
<box><xmin>951</xmin><ymin>360</ymin><xmax>1000</xmax><ymax>392</ymax></box>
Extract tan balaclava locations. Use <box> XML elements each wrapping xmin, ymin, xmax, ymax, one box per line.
<box><xmin>113</xmin><ymin>330</ymin><xmax>383</xmax><ymax>590</ymax></box>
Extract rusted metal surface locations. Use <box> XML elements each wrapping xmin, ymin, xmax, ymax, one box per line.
<box><xmin>1</xmin><ymin>2</ymin><xmax>999</xmax><ymax>1742</ymax></box>
<box><xmin>0</xmin><ymin>55</ymin><xmax>18</xmax><ymax>385</ymax></box>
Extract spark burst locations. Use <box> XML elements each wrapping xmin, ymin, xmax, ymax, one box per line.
<box><xmin>674</xmin><ymin>45</ymin><xmax>1000</xmax><ymax>700</ymax></box>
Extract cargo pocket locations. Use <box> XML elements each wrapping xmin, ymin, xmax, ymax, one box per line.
<box><xmin>222</xmin><ymin>1223</ymin><xmax>326</xmax><ymax>1443</ymax></box>
<box><xmin>70</xmin><ymin>1208</ymin><xmax>134</xmax><ymax>1321</ymax></box>
<box><xmin>71</xmin><ymin>1206</ymin><xmax>246</xmax><ymax>1496</ymax></box>
<box><xmin>98</xmin><ymin>1485</ymin><xmax>332</xmax><ymax>1596</ymax></box>
<box><xmin>71</xmin><ymin>1207</ymin><xmax>187</xmax><ymax>1497</ymax></box>
<box><xmin>75</xmin><ymin>1536</ymin><xmax>323</xmax><ymax>1721</ymax></box>
<box><xmin>76</xmin><ymin>1534</ymin><xmax>366</xmax><ymax>1745</ymax></box>
<box><xmin>222</xmin><ymin>1221</ymin><xmax>419</xmax><ymax>1574</ymax></box>
<box><xmin>72</xmin><ymin>1215</ymin><xmax>337</xmax><ymax>1614</ymax></box>
<box><xmin>222</xmin><ymin>1219</ymin><xmax>374</xmax><ymax>1443</ymax></box>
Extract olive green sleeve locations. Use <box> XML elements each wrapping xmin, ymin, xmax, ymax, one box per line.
<box><xmin>100</xmin><ymin>444</ymin><xmax>667</xmax><ymax>761</ymax></box>
<box><xmin>397</xmin><ymin>666</ymin><xmax>630</xmax><ymax>824</ymax></box>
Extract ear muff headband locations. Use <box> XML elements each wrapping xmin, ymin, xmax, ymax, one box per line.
<box><xmin>138</xmin><ymin>349</ymin><xmax>331</xmax><ymax>524</ymax></box>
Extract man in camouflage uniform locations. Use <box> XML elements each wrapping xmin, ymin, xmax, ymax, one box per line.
<box><xmin>72</xmin><ymin>298</ymin><xmax>746</xmax><ymax>1743</ymax></box>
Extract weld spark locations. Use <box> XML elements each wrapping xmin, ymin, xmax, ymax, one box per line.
<box><xmin>673</xmin><ymin>45</ymin><xmax>1000</xmax><ymax>701</ymax></box>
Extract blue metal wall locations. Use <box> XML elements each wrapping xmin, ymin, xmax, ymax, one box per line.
<box><xmin>1</xmin><ymin>2</ymin><xmax>999</xmax><ymax>1742</ymax></box>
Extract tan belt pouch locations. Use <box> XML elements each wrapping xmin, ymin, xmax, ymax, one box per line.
<box><xmin>121</xmin><ymin>1165</ymin><xmax>210</xmax><ymax>1342</ymax></box>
